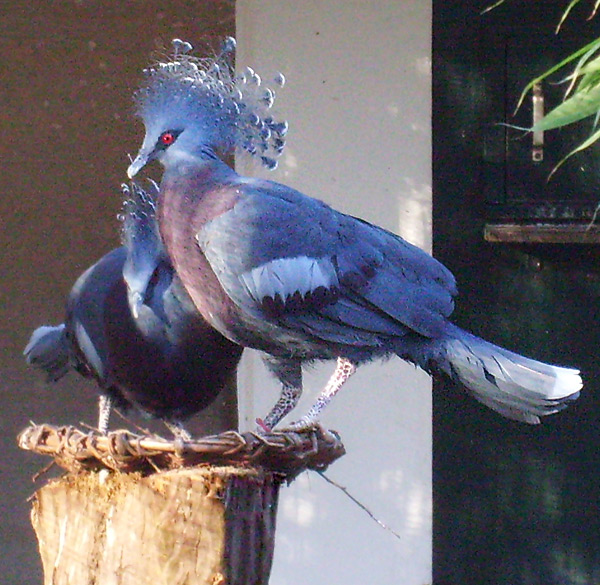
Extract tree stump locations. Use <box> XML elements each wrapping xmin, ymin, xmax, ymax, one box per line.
<box><xmin>18</xmin><ymin>425</ymin><xmax>345</xmax><ymax>585</ymax></box>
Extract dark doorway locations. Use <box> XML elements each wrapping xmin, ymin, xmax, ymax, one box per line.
<box><xmin>433</xmin><ymin>2</ymin><xmax>600</xmax><ymax>584</ymax></box>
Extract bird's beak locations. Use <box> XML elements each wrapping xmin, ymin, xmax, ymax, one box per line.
<box><xmin>127</xmin><ymin>151</ymin><xmax>149</xmax><ymax>179</ymax></box>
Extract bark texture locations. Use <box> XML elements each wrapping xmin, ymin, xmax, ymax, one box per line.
<box><xmin>32</xmin><ymin>466</ymin><xmax>279</xmax><ymax>585</ymax></box>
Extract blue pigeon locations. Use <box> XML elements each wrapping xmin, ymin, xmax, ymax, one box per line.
<box><xmin>127</xmin><ymin>38</ymin><xmax>582</xmax><ymax>430</ymax></box>
<box><xmin>24</xmin><ymin>181</ymin><xmax>242</xmax><ymax>438</ymax></box>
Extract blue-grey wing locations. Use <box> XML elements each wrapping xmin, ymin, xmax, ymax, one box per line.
<box><xmin>197</xmin><ymin>178</ymin><xmax>456</xmax><ymax>339</ymax></box>
<box><xmin>197</xmin><ymin>182</ymin><xmax>341</xmax><ymax>309</ymax></box>
<box><xmin>335</xmin><ymin>216</ymin><xmax>456</xmax><ymax>337</ymax></box>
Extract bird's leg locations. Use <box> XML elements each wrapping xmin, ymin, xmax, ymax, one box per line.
<box><xmin>164</xmin><ymin>420</ymin><xmax>192</xmax><ymax>441</ymax></box>
<box><xmin>258</xmin><ymin>356</ymin><xmax>303</xmax><ymax>431</ymax></box>
<box><xmin>258</xmin><ymin>385</ymin><xmax>303</xmax><ymax>432</ymax></box>
<box><xmin>287</xmin><ymin>357</ymin><xmax>357</xmax><ymax>430</ymax></box>
<box><xmin>97</xmin><ymin>394</ymin><xmax>113</xmax><ymax>434</ymax></box>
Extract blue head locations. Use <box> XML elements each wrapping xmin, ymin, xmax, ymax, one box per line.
<box><xmin>127</xmin><ymin>38</ymin><xmax>287</xmax><ymax>178</ymax></box>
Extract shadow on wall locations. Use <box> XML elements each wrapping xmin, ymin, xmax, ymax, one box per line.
<box><xmin>0</xmin><ymin>3</ymin><xmax>233</xmax><ymax>584</ymax></box>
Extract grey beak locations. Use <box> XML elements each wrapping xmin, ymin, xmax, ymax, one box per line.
<box><xmin>127</xmin><ymin>151</ymin><xmax>150</xmax><ymax>179</ymax></box>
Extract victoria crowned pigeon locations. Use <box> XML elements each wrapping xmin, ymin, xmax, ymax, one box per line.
<box><xmin>24</xmin><ymin>181</ymin><xmax>242</xmax><ymax>438</ymax></box>
<box><xmin>127</xmin><ymin>38</ymin><xmax>581</xmax><ymax>429</ymax></box>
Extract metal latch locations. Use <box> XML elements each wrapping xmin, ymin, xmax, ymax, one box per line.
<box><xmin>532</xmin><ymin>81</ymin><xmax>544</xmax><ymax>162</ymax></box>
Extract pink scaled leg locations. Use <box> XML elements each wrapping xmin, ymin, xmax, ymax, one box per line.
<box><xmin>287</xmin><ymin>357</ymin><xmax>357</xmax><ymax>430</ymax></box>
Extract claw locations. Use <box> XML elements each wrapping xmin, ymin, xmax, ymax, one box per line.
<box><xmin>281</xmin><ymin>416</ymin><xmax>315</xmax><ymax>432</ymax></box>
<box><xmin>255</xmin><ymin>417</ymin><xmax>272</xmax><ymax>433</ymax></box>
<box><xmin>164</xmin><ymin>420</ymin><xmax>192</xmax><ymax>441</ymax></box>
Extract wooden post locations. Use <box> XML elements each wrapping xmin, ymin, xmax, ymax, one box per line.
<box><xmin>18</xmin><ymin>425</ymin><xmax>345</xmax><ymax>585</ymax></box>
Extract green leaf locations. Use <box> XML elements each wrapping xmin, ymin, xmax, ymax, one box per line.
<box><xmin>574</xmin><ymin>54</ymin><xmax>600</xmax><ymax>78</ymax></box>
<box><xmin>564</xmin><ymin>41</ymin><xmax>600</xmax><ymax>96</ymax></box>
<box><xmin>556</xmin><ymin>0</ymin><xmax>584</xmax><ymax>32</ymax></box>
<box><xmin>481</xmin><ymin>0</ymin><xmax>507</xmax><ymax>15</ymax></box>
<box><xmin>532</xmin><ymin>83</ymin><xmax>600</xmax><ymax>131</ymax></box>
<box><xmin>516</xmin><ymin>36</ymin><xmax>600</xmax><ymax>111</ymax></box>
<box><xmin>548</xmin><ymin>125</ymin><xmax>600</xmax><ymax>179</ymax></box>
<box><xmin>556</xmin><ymin>0</ymin><xmax>585</xmax><ymax>32</ymax></box>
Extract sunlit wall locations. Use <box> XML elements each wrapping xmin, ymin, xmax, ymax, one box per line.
<box><xmin>237</xmin><ymin>2</ymin><xmax>433</xmax><ymax>583</ymax></box>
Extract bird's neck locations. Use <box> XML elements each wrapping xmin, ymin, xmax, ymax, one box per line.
<box><xmin>158</xmin><ymin>156</ymin><xmax>242</xmax><ymax>239</ymax></box>
<box><xmin>162</xmin><ymin>153</ymin><xmax>236</xmax><ymax>186</ymax></box>
<box><xmin>157</xmin><ymin>155</ymin><xmax>244</xmax><ymax>335</ymax></box>
<box><xmin>159</xmin><ymin>157</ymin><xmax>239</xmax><ymax>202</ymax></box>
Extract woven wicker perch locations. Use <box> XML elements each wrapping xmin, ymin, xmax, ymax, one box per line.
<box><xmin>18</xmin><ymin>423</ymin><xmax>345</xmax><ymax>477</ymax></box>
<box><xmin>18</xmin><ymin>424</ymin><xmax>345</xmax><ymax>585</ymax></box>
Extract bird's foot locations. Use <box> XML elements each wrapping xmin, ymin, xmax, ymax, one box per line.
<box><xmin>255</xmin><ymin>415</ymin><xmax>315</xmax><ymax>434</ymax></box>
<box><xmin>164</xmin><ymin>420</ymin><xmax>192</xmax><ymax>442</ymax></box>
<box><xmin>255</xmin><ymin>418</ymin><xmax>272</xmax><ymax>433</ymax></box>
<box><xmin>281</xmin><ymin>415</ymin><xmax>317</xmax><ymax>432</ymax></box>
<box><xmin>281</xmin><ymin>419</ymin><xmax>339</xmax><ymax>445</ymax></box>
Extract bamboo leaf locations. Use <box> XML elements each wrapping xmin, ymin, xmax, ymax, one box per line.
<box><xmin>548</xmin><ymin>125</ymin><xmax>600</xmax><ymax>179</ymax></box>
<box><xmin>577</xmin><ymin>69</ymin><xmax>600</xmax><ymax>95</ymax></box>
<box><xmin>565</xmin><ymin>41</ymin><xmax>600</xmax><ymax>95</ymax></box>
<box><xmin>568</xmin><ymin>56</ymin><xmax>600</xmax><ymax>90</ymax></box>
<box><xmin>556</xmin><ymin>0</ymin><xmax>584</xmax><ymax>32</ymax></box>
<box><xmin>574</xmin><ymin>54</ymin><xmax>600</xmax><ymax>78</ymax></box>
<box><xmin>532</xmin><ymin>83</ymin><xmax>600</xmax><ymax>131</ymax></box>
<box><xmin>516</xmin><ymin>37</ymin><xmax>600</xmax><ymax>111</ymax></box>
<box><xmin>556</xmin><ymin>0</ymin><xmax>585</xmax><ymax>32</ymax></box>
<box><xmin>481</xmin><ymin>0</ymin><xmax>507</xmax><ymax>15</ymax></box>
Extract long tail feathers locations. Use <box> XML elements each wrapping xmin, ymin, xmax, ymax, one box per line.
<box><xmin>23</xmin><ymin>324</ymin><xmax>71</xmax><ymax>382</ymax></box>
<box><xmin>441</xmin><ymin>328</ymin><xmax>582</xmax><ymax>424</ymax></box>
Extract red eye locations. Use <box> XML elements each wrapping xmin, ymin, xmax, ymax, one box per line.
<box><xmin>160</xmin><ymin>132</ymin><xmax>176</xmax><ymax>146</ymax></box>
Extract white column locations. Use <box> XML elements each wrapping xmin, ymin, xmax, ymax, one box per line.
<box><xmin>236</xmin><ymin>2</ymin><xmax>432</xmax><ymax>583</ymax></box>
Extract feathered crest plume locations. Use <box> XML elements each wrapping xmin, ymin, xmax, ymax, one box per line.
<box><xmin>119</xmin><ymin>180</ymin><xmax>160</xmax><ymax>248</ymax></box>
<box><xmin>134</xmin><ymin>37</ymin><xmax>288</xmax><ymax>170</ymax></box>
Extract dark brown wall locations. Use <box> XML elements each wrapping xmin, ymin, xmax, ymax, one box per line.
<box><xmin>0</xmin><ymin>2</ymin><xmax>233</xmax><ymax>582</ymax></box>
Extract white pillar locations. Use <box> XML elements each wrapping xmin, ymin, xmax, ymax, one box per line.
<box><xmin>236</xmin><ymin>2</ymin><xmax>432</xmax><ymax>583</ymax></box>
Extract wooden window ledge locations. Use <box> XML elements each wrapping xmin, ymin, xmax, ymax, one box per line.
<box><xmin>484</xmin><ymin>223</ymin><xmax>600</xmax><ymax>244</ymax></box>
